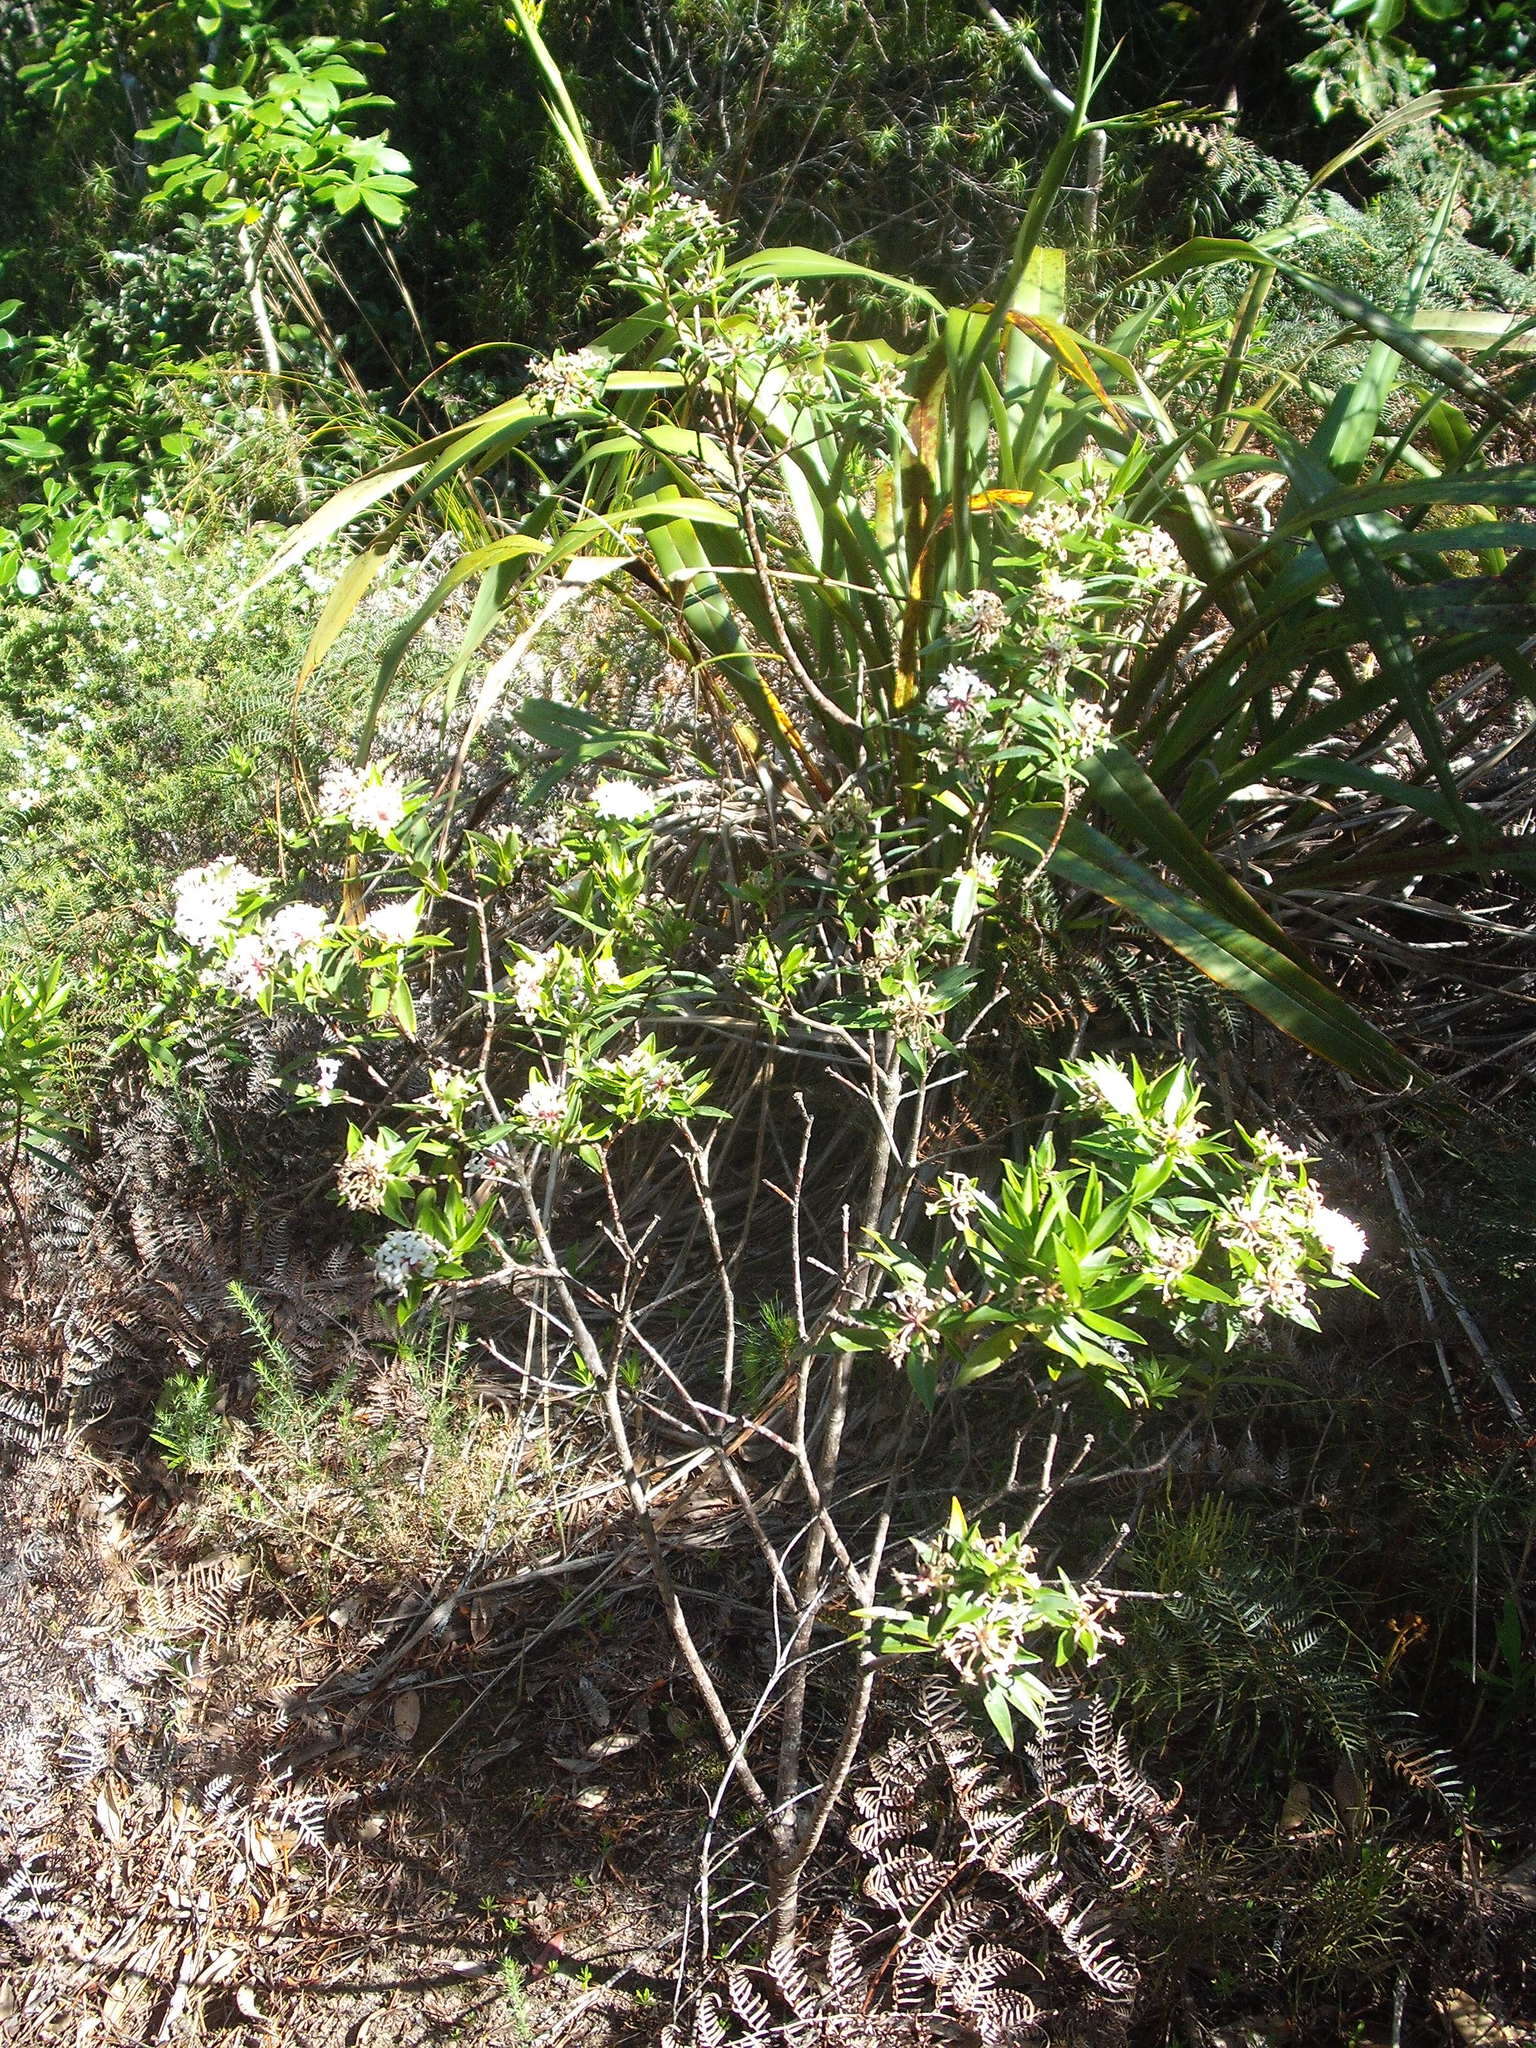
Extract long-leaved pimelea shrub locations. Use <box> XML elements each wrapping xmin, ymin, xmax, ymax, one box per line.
<box><xmin>132</xmin><ymin>0</ymin><xmax>1502</xmax><ymax>1952</ymax></box>
<box><xmin>136</xmin><ymin>765</ymin><xmax>1368</xmax><ymax>1812</ymax></box>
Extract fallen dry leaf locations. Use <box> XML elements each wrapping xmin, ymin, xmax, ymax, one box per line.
<box><xmin>1436</xmin><ymin>1989</ymin><xmax>1524</xmax><ymax>2047</ymax></box>
<box><xmin>1279</xmin><ymin>1781</ymin><xmax>1313</xmax><ymax>1834</ymax></box>
<box><xmin>577</xmin><ymin>1676</ymin><xmax>610</xmax><ymax>1729</ymax></box>
<box><xmin>94</xmin><ymin>1781</ymin><xmax>126</xmax><ymax>1848</ymax></box>
<box><xmin>584</xmin><ymin>1730</ymin><xmax>642</xmax><ymax>1760</ymax></box>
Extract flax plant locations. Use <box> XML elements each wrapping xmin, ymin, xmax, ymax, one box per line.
<box><xmin>263</xmin><ymin>0</ymin><xmax>1536</xmax><ymax>1088</ymax></box>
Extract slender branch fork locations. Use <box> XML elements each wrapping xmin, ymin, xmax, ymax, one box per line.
<box><xmin>493</xmin><ymin>1007</ymin><xmax>933</xmax><ymax>1972</ymax></box>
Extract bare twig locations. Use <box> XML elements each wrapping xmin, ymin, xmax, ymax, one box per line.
<box><xmin>512</xmin><ymin>1155</ymin><xmax>772</xmax><ymax>1809</ymax></box>
<box><xmin>1376</xmin><ymin>1133</ymin><xmax>1529</xmax><ymax>1445</ymax></box>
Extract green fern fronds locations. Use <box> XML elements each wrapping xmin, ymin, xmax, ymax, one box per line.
<box><xmin>1120</xmin><ymin>1502</ymin><xmax>1461</xmax><ymax>1806</ymax></box>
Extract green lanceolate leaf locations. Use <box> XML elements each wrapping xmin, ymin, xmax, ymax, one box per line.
<box><xmin>298</xmin><ymin>535</ymin><xmax>395</xmax><ymax>684</ymax></box>
<box><xmin>722</xmin><ymin>248</ymin><xmax>945</xmax><ymax>313</ymax></box>
<box><xmin>504</xmin><ymin>0</ymin><xmax>608</xmax><ymax>211</ymax></box>
<box><xmin>1313</xmin><ymin>519</ymin><xmax>1481</xmax><ymax>840</ymax></box>
<box><xmin>1082</xmin><ymin>741</ymin><xmax>1312</xmax><ymax>965</ymax></box>
<box><xmin>992</xmin><ymin>807</ymin><xmax>1415</xmax><ymax>1089</ymax></box>
<box><xmin>1276</xmin><ymin>466</ymin><xmax>1536</xmax><ymax>534</ymax></box>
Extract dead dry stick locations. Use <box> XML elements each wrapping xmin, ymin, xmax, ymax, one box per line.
<box><xmin>1378</xmin><ymin>1139</ymin><xmax>1463</xmax><ymax>1423</ymax></box>
<box><xmin>767</xmin><ymin>1397</ymin><xmax>911</xmax><ymax>1950</ymax></box>
<box><xmin>694</xmin><ymin>1626</ymin><xmax>844</xmax><ymax>1976</ymax></box>
<box><xmin>512</xmin><ymin>1155</ymin><xmax>771</xmax><ymax>1811</ymax></box>
<box><xmin>769</xmin><ymin>1037</ymin><xmax>905</xmax><ymax>1935</ymax></box>
<box><xmin>1376</xmin><ymin>1135</ymin><xmax>1530</xmax><ymax>1445</ymax></box>
<box><xmin>623</xmin><ymin>1322</ymin><xmax>804</xmax><ymax>1618</ymax></box>
<box><xmin>679</xmin><ymin>1129</ymin><xmax>739</xmax><ymax>1413</ymax></box>
<box><xmin>789</xmin><ymin>1096</ymin><xmax>813</xmax><ymax>1340</ymax></box>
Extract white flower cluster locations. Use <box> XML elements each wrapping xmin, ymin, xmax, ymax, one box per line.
<box><xmin>337</xmin><ymin>1134</ymin><xmax>401</xmax><ymax>1213</ymax></box>
<box><xmin>170</xmin><ymin>871</ymin><xmax>335</xmax><ymax>997</ymax></box>
<box><xmin>1234</xmin><ymin>1262</ymin><xmax>1311</xmax><ymax>1324</ymax></box>
<box><xmin>930</xmin><ymin>663</ymin><xmax>990</xmax><ymax>731</ymax></box>
<box><xmin>314</xmin><ymin>1056</ymin><xmax>344</xmax><ymax>1106</ymax></box>
<box><xmin>1312</xmin><ymin>1204</ymin><xmax>1368</xmax><ymax>1274</ymax></box>
<box><xmin>886</xmin><ymin>980</ymin><xmax>946</xmax><ymax>1046</ymax></box>
<box><xmin>885</xmin><ymin>1278</ymin><xmax>958</xmax><ymax>1367</ymax></box>
<box><xmin>1037</xmin><ymin>567</ymin><xmax>1090</xmax><ymax>619</ymax></box>
<box><xmin>512</xmin><ymin>946</ymin><xmax>559</xmax><ymax>1021</ymax></box>
<box><xmin>1018</xmin><ymin>487</ymin><xmax>1115</xmax><ymax>553</ymax></box>
<box><xmin>222</xmin><ymin>930</ymin><xmax>278</xmax><ymax>998</ymax></box>
<box><xmin>896</xmin><ymin>1520</ymin><xmax>1116</xmax><ymax>1694</ymax></box>
<box><xmin>696</xmin><ymin>326</ymin><xmax>761</xmax><ymax>375</ymax></box>
<box><xmin>951</xmin><ymin>588</ymin><xmax>1008</xmax><ymax>651</ymax></box>
<box><xmin>1067</xmin><ymin>1056</ymin><xmax>1205</xmax><ymax>1156</ymax></box>
<box><xmin>666</xmin><ymin>192</ymin><xmax>728</xmax><ymax>248</ymax></box>
<box><xmin>602</xmin><ymin>1043</ymin><xmax>687</xmax><ymax>1111</ymax></box>
<box><xmin>860</xmin><ymin>354</ymin><xmax>910</xmax><ymax>414</ymax></box>
<box><xmin>1028</xmin><ymin>627</ymin><xmax>1076</xmax><ymax>687</ymax></box>
<box><xmin>868</xmin><ymin>893</ymin><xmax>951</xmax><ymax>975</ymax></box>
<box><xmin>945</xmin><ymin>1606</ymin><xmax>1039</xmax><ymax>1689</ymax></box>
<box><xmin>893</xmin><ymin>1537</ymin><xmax>979</xmax><ymax>1607</ymax></box>
<box><xmin>526</xmin><ymin>347</ymin><xmax>609</xmax><ymax>414</ymax></box>
<box><xmin>1058</xmin><ymin>694</ymin><xmax>1110</xmax><ymax>764</ymax></box>
<box><xmin>1120</xmin><ymin>524</ymin><xmax>1188</xmax><ymax>581</ymax></box>
<box><xmin>361</xmin><ymin>898</ymin><xmax>422</xmax><ymax>948</ymax></box>
<box><xmin>926</xmin><ymin>1172</ymin><xmax>984</xmax><ymax>1231</ymax></box>
<box><xmin>598</xmin><ymin>177</ymin><xmax>656</xmax><ymax>251</ymax></box>
<box><xmin>1217</xmin><ymin>1187</ymin><xmax>1284</xmax><ymax>1261</ymax></box>
<box><xmin>591</xmin><ymin>777</ymin><xmax>663</xmax><ymax>823</ymax></box>
<box><xmin>266</xmin><ymin>900</ymin><xmax>330</xmax><ymax>962</ymax></box>
<box><xmin>1218</xmin><ymin>1173</ymin><xmax>1366</xmax><ymax>1323</ymax></box>
<box><xmin>373</xmin><ymin>1229</ymin><xmax>440</xmax><ymax>1293</ymax></box>
<box><xmin>517</xmin><ymin>1076</ymin><xmax>570</xmax><ymax>1135</ymax></box>
<box><xmin>598</xmin><ymin>177</ymin><xmax>728</xmax><ymax>270</ymax></box>
<box><xmin>420</xmin><ymin>1066</ymin><xmax>476</xmax><ymax>1118</ymax></box>
<box><xmin>749</xmin><ymin>281</ymin><xmax>828</xmax><ymax>362</ymax></box>
<box><xmin>172</xmin><ymin>858</ymin><xmax>264</xmax><ymax>948</ymax></box>
<box><xmin>512</xmin><ymin>945</ymin><xmax>621</xmax><ymax>1023</ymax></box>
<box><xmin>1249</xmin><ymin>1128</ymin><xmax>1309</xmax><ymax>1169</ymax></box>
<box><xmin>1142</xmin><ymin>1225</ymin><xmax>1202</xmax><ymax>1302</ymax></box>
<box><xmin>693</xmin><ymin>282</ymin><xmax>830</xmax><ymax>393</ymax></box>
<box><xmin>896</xmin><ymin>1529</ymin><xmax>1039</xmax><ymax>1685</ymax></box>
<box><xmin>316</xmin><ymin>762</ymin><xmax>409</xmax><ymax>837</ymax></box>
<box><xmin>676</xmin><ymin>257</ymin><xmax>721</xmax><ymax>300</ymax></box>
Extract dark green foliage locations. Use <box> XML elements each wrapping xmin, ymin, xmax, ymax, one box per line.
<box><xmin>1121</xmin><ymin>1498</ymin><xmax>1463</xmax><ymax>1806</ymax></box>
<box><xmin>0</xmin><ymin>8</ymin><xmax>1533</xmax><ymax>2043</ymax></box>
<box><xmin>994</xmin><ymin>872</ymin><xmax>1240</xmax><ymax>1053</ymax></box>
<box><xmin>6</xmin><ymin>0</ymin><xmax>1536</xmax><ymax>590</ymax></box>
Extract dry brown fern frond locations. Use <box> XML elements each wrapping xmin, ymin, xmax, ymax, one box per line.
<box><xmin>668</xmin><ymin>1679</ymin><xmax>1177</xmax><ymax>2047</ymax></box>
